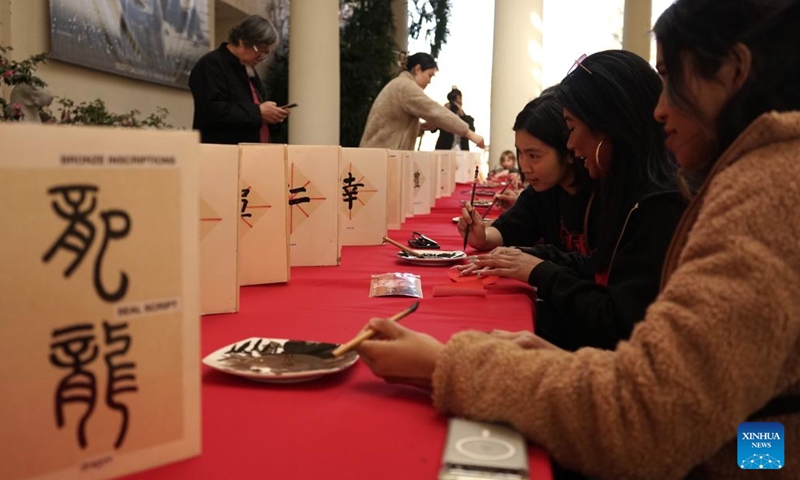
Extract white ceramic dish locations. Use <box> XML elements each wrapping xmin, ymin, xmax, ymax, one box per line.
<box><xmin>202</xmin><ymin>337</ymin><xmax>359</xmax><ymax>384</ymax></box>
<box><xmin>396</xmin><ymin>250</ymin><xmax>467</xmax><ymax>266</ymax></box>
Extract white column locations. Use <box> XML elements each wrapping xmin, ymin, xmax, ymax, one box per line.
<box><xmin>392</xmin><ymin>0</ymin><xmax>408</xmax><ymax>54</ymax></box>
<box><xmin>489</xmin><ymin>0</ymin><xmax>543</xmax><ymax>170</ymax></box>
<box><xmin>288</xmin><ymin>0</ymin><xmax>340</xmax><ymax>145</ymax></box>
<box><xmin>623</xmin><ymin>0</ymin><xmax>652</xmax><ymax>60</ymax></box>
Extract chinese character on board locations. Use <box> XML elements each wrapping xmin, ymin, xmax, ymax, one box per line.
<box><xmin>341</xmin><ymin>172</ymin><xmax>364</xmax><ymax>210</ymax></box>
<box><xmin>42</xmin><ymin>185</ymin><xmax>131</xmax><ymax>302</ymax></box>
<box><xmin>240</xmin><ymin>187</ymin><xmax>252</xmax><ymax>218</ymax></box>
<box><xmin>288</xmin><ymin>186</ymin><xmax>310</xmax><ymax>206</ymax></box>
<box><xmin>50</xmin><ymin>321</ymin><xmax>138</xmax><ymax>449</ymax></box>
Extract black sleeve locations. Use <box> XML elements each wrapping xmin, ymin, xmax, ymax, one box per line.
<box><xmin>463</xmin><ymin>114</ymin><xmax>475</xmax><ymax>132</ymax></box>
<box><xmin>189</xmin><ymin>57</ymin><xmax>263</xmax><ymax>131</ymax></box>
<box><xmin>527</xmin><ymin>193</ymin><xmax>686</xmax><ymax>350</ymax></box>
<box><xmin>490</xmin><ymin>187</ymin><xmax>556</xmax><ymax>248</ymax></box>
<box><xmin>518</xmin><ymin>245</ymin><xmax>593</xmax><ymax>279</ymax></box>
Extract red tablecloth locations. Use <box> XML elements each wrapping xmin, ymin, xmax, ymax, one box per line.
<box><xmin>122</xmin><ymin>186</ymin><xmax>552</xmax><ymax>480</ymax></box>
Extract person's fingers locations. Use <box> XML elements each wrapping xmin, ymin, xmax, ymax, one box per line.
<box><xmin>461</xmin><ymin>207</ymin><xmax>472</xmax><ymax>226</ymax></box>
<box><xmin>470</xmin><ymin>207</ymin><xmax>483</xmax><ymax>224</ymax></box>
<box><xmin>366</xmin><ymin>317</ymin><xmax>406</xmax><ymax>339</ymax></box>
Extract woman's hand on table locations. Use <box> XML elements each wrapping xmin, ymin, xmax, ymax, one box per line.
<box><xmin>464</xmin><ymin>247</ymin><xmax>544</xmax><ymax>283</ymax></box>
<box><xmin>494</xmin><ymin>188</ymin><xmax>519</xmax><ymax>212</ymax></box>
<box><xmin>356</xmin><ymin>318</ymin><xmax>444</xmax><ymax>389</ymax></box>
<box><xmin>490</xmin><ymin>329</ymin><xmax>561</xmax><ymax>351</ymax></box>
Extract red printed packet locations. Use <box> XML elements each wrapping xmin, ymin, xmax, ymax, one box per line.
<box><xmin>447</xmin><ymin>268</ymin><xmax>499</xmax><ymax>285</ymax></box>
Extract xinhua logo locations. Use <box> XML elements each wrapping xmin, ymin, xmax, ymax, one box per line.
<box><xmin>738</xmin><ymin>422</ymin><xmax>784</xmax><ymax>470</ymax></box>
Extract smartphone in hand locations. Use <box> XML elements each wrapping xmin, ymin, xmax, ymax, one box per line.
<box><xmin>280</xmin><ymin>103</ymin><xmax>299</xmax><ymax>109</ymax></box>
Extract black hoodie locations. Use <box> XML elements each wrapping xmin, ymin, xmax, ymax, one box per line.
<box><xmin>521</xmin><ymin>190</ymin><xmax>687</xmax><ymax>351</ymax></box>
<box><xmin>491</xmin><ymin>185</ymin><xmax>594</xmax><ymax>251</ymax></box>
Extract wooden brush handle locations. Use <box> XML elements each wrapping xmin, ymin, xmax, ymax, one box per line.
<box><xmin>382</xmin><ymin>236</ymin><xmax>422</xmax><ymax>257</ymax></box>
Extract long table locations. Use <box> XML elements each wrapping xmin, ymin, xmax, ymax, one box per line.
<box><xmin>122</xmin><ymin>186</ymin><xmax>552</xmax><ymax>480</ymax></box>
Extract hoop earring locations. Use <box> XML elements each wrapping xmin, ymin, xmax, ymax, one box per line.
<box><xmin>595</xmin><ymin>140</ymin><xmax>606</xmax><ymax>172</ymax></box>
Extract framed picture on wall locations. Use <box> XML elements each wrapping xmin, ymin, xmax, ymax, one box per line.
<box><xmin>49</xmin><ymin>0</ymin><xmax>211</xmax><ymax>89</ymax></box>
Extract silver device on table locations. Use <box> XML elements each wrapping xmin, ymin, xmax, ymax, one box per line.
<box><xmin>439</xmin><ymin>418</ymin><xmax>530</xmax><ymax>480</ymax></box>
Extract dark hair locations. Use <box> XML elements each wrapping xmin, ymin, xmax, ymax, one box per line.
<box><xmin>447</xmin><ymin>87</ymin><xmax>462</xmax><ymax>103</ymax></box>
<box><xmin>513</xmin><ymin>88</ymin><xmax>592</xmax><ymax>193</ymax></box>
<box><xmin>654</xmin><ymin>0</ymin><xmax>800</xmax><ymax>161</ymax></box>
<box><xmin>229</xmin><ymin>15</ymin><xmax>278</xmax><ymax>48</ymax></box>
<box><xmin>557</xmin><ymin>50</ymin><xmax>677</xmax><ymax>269</ymax></box>
<box><xmin>406</xmin><ymin>52</ymin><xmax>438</xmax><ymax>72</ymax></box>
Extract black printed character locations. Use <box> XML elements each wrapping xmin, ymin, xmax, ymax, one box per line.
<box><xmin>341</xmin><ymin>172</ymin><xmax>364</xmax><ymax>210</ymax></box>
<box><xmin>289</xmin><ymin>186</ymin><xmax>310</xmax><ymax>206</ymax></box>
<box><xmin>50</xmin><ymin>321</ymin><xmax>138</xmax><ymax>450</ymax></box>
<box><xmin>43</xmin><ymin>185</ymin><xmax>131</xmax><ymax>302</ymax></box>
<box><xmin>240</xmin><ymin>187</ymin><xmax>252</xmax><ymax>218</ymax></box>
<box><xmin>50</xmin><ymin>323</ymin><xmax>98</xmax><ymax>449</ymax></box>
<box><xmin>413</xmin><ymin>171</ymin><xmax>421</xmax><ymax>189</ymax></box>
<box><xmin>103</xmin><ymin>321</ymin><xmax>138</xmax><ymax>449</ymax></box>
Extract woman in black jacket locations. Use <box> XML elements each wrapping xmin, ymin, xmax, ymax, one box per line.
<box><xmin>469</xmin><ymin>50</ymin><xmax>686</xmax><ymax>352</ymax></box>
<box><xmin>189</xmin><ymin>15</ymin><xmax>289</xmax><ymax>144</ymax></box>
<box><xmin>457</xmin><ymin>88</ymin><xmax>594</xmax><ymax>253</ymax></box>
<box><xmin>434</xmin><ymin>87</ymin><xmax>475</xmax><ymax>151</ymax></box>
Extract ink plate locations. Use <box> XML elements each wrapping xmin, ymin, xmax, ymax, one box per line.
<box><xmin>202</xmin><ymin>338</ymin><xmax>358</xmax><ymax>384</ymax></box>
<box><xmin>460</xmin><ymin>200</ymin><xmax>493</xmax><ymax>207</ymax></box>
<box><xmin>397</xmin><ymin>250</ymin><xmax>467</xmax><ymax>265</ymax></box>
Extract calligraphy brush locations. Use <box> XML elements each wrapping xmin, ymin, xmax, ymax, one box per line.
<box><xmin>481</xmin><ymin>181</ymin><xmax>511</xmax><ymax>219</ymax></box>
<box><xmin>462</xmin><ymin>166</ymin><xmax>480</xmax><ymax>250</ymax></box>
<box><xmin>383</xmin><ymin>236</ymin><xmax>424</xmax><ymax>258</ymax></box>
<box><xmin>331</xmin><ymin>301</ymin><xmax>420</xmax><ymax>357</ymax></box>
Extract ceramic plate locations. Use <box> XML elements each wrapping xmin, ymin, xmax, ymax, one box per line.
<box><xmin>460</xmin><ymin>200</ymin><xmax>494</xmax><ymax>207</ymax></box>
<box><xmin>397</xmin><ymin>250</ymin><xmax>467</xmax><ymax>265</ymax></box>
<box><xmin>452</xmin><ymin>216</ymin><xmax>494</xmax><ymax>225</ymax></box>
<box><xmin>202</xmin><ymin>338</ymin><xmax>359</xmax><ymax>384</ymax></box>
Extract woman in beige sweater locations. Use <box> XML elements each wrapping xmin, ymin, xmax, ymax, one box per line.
<box><xmin>359</xmin><ymin>52</ymin><xmax>484</xmax><ymax>151</ymax></box>
<box><xmin>356</xmin><ymin>1</ymin><xmax>800</xmax><ymax>478</ymax></box>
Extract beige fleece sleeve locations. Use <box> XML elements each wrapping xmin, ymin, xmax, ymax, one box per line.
<box><xmin>432</xmin><ymin>150</ymin><xmax>800</xmax><ymax>479</ymax></box>
<box><xmin>397</xmin><ymin>79</ymin><xmax>469</xmax><ymax>137</ymax></box>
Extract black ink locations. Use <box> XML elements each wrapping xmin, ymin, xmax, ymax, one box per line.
<box><xmin>413</xmin><ymin>171</ymin><xmax>421</xmax><ymax>189</ymax></box>
<box><xmin>289</xmin><ymin>186</ymin><xmax>310</xmax><ymax>206</ymax></box>
<box><xmin>103</xmin><ymin>321</ymin><xmax>138</xmax><ymax>449</ymax></box>
<box><xmin>43</xmin><ymin>185</ymin><xmax>131</xmax><ymax>302</ymax></box>
<box><xmin>50</xmin><ymin>323</ymin><xmax>98</xmax><ymax>449</ymax></box>
<box><xmin>50</xmin><ymin>321</ymin><xmax>138</xmax><ymax>450</ymax></box>
<box><xmin>42</xmin><ymin>185</ymin><xmax>98</xmax><ymax>277</ymax></box>
<box><xmin>240</xmin><ymin>187</ymin><xmax>252</xmax><ymax>218</ymax></box>
<box><xmin>95</xmin><ymin>211</ymin><xmax>131</xmax><ymax>302</ymax></box>
<box><xmin>341</xmin><ymin>172</ymin><xmax>364</xmax><ymax>210</ymax></box>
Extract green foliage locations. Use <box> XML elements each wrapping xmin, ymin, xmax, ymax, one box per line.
<box><xmin>0</xmin><ymin>45</ymin><xmax>48</xmax><ymax>88</ymax></box>
<box><xmin>339</xmin><ymin>0</ymin><xmax>396</xmax><ymax>147</ymax></box>
<box><xmin>1</xmin><ymin>43</ymin><xmax>171</xmax><ymax>128</ymax></box>
<box><xmin>54</xmin><ymin>98</ymin><xmax>172</xmax><ymax>128</ymax></box>
<box><xmin>409</xmin><ymin>0</ymin><xmax>451</xmax><ymax>58</ymax></box>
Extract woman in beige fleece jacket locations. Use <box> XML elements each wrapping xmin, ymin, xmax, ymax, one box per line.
<box><xmin>359</xmin><ymin>52</ymin><xmax>485</xmax><ymax>151</ymax></box>
<box><xmin>356</xmin><ymin>1</ymin><xmax>800</xmax><ymax>479</ymax></box>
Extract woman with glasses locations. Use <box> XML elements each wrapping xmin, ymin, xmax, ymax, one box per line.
<box><xmin>360</xmin><ymin>52</ymin><xmax>485</xmax><ymax>150</ymax></box>
<box><xmin>356</xmin><ymin>0</ymin><xmax>800</xmax><ymax>478</ymax></box>
<box><xmin>463</xmin><ymin>50</ymin><xmax>686</xmax><ymax>352</ymax></box>
<box><xmin>189</xmin><ymin>15</ymin><xmax>289</xmax><ymax>144</ymax></box>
